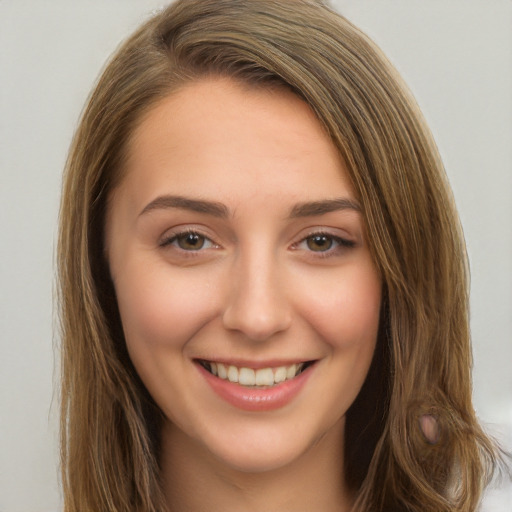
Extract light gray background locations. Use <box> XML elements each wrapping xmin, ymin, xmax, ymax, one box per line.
<box><xmin>1</xmin><ymin>1</ymin><xmax>511</xmax><ymax>511</ymax></box>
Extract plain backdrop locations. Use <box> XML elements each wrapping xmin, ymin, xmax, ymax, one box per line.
<box><xmin>1</xmin><ymin>1</ymin><xmax>511</xmax><ymax>511</ymax></box>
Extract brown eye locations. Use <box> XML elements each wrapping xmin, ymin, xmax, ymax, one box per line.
<box><xmin>160</xmin><ymin>230</ymin><xmax>216</xmax><ymax>252</ymax></box>
<box><xmin>176</xmin><ymin>232</ymin><xmax>206</xmax><ymax>251</ymax></box>
<box><xmin>306</xmin><ymin>235</ymin><xmax>334</xmax><ymax>252</ymax></box>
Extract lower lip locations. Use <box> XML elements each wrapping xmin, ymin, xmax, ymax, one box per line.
<box><xmin>197</xmin><ymin>363</ymin><xmax>314</xmax><ymax>412</ymax></box>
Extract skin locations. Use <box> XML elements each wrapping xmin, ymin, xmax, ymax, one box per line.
<box><xmin>106</xmin><ymin>78</ymin><xmax>382</xmax><ymax>511</ymax></box>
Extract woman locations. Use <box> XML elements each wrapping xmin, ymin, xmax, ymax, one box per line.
<box><xmin>58</xmin><ymin>0</ymin><xmax>500</xmax><ymax>510</ymax></box>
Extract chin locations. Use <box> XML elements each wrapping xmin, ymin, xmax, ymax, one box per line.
<box><xmin>209</xmin><ymin>438</ymin><xmax>311</xmax><ymax>474</ymax></box>
<box><xmin>190</xmin><ymin>413</ymin><xmax>343</xmax><ymax>475</ymax></box>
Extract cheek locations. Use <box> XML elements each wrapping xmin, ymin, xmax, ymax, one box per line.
<box><xmin>113</xmin><ymin>259</ymin><xmax>223</xmax><ymax>352</ymax></box>
<box><xmin>294</xmin><ymin>263</ymin><xmax>382</xmax><ymax>350</ymax></box>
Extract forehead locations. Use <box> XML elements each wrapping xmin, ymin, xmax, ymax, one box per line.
<box><xmin>118</xmin><ymin>77</ymin><xmax>355</xmax><ymax>212</ymax></box>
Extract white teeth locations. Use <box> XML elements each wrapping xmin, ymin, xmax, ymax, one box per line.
<box><xmin>217</xmin><ymin>363</ymin><xmax>227</xmax><ymax>379</ymax></box>
<box><xmin>255</xmin><ymin>367</ymin><xmax>274</xmax><ymax>386</ymax></box>
<box><xmin>274</xmin><ymin>366</ymin><xmax>287</xmax><ymax>383</ymax></box>
<box><xmin>286</xmin><ymin>364</ymin><xmax>297</xmax><ymax>379</ymax></box>
<box><xmin>206</xmin><ymin>361</ymin><xmax>308</xmax><ymax>387</ymax></box>
<box><xmin>227</xmin><ymin>365</ymin><xmax>239</xmax><ymax>383</ymax></box>
<box><xmin>238</xmin><ymin>367</ymin><xmax>256</xmax><ymax>386</ymax></box>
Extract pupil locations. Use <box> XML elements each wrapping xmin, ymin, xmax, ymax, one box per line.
<box><xmin>307</xmin><ymin>235</ymin><xmax>332</xmax><ymax>251</ymax></box>
<box><xmin>179</xmin><ymin>233</ymin><xmax>204</xmax><ymax>250</ymax></box>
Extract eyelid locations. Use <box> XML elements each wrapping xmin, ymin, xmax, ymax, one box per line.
<box><xmin>291</xmin><ymin>229</ymin><xmax>356</xmax><ymax>255</ymax></box>
<box><xmin>159</xmin><ymin>226</ymin><xmax>219</xmax><ymax>250</ymax></box>
<box><xmin>158</xmin><ymin>225</ymin><xmax>356</xmax><ymax>257</ymax></box>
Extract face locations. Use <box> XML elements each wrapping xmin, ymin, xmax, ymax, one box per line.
<box><xmin>106</xmin><ymin>78</ymin><xmax>381</xmax><ymax>473</ymax></box>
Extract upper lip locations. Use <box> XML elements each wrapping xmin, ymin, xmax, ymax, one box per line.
<box><xmin>194</xmin><ymin>358</ymin><xmax>317</xmax><ymax>369</ymax></box>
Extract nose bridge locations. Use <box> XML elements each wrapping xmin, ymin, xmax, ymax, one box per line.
<box><xmin>222</xmin><ymin>243</ymin><xmax>291</xmax><ymax>341</ymax></box>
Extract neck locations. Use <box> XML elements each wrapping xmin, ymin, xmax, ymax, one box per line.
<box><xmin>160</xmin><ymin>418</ymin><xmax>353</xmax><ymax>512</ymax></box>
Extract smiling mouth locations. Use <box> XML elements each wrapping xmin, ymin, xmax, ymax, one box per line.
<box><xmin>197</xmin><ymin>360</ymin><xmax>315</xmax><ymax>388</ymax></box>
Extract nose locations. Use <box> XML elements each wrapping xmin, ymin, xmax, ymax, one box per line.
<box><xmin>222</xmin><ymin>250</ymin><xmax>292</xmax><ymax>342</ymax></box>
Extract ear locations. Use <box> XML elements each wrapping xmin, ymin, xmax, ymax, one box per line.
<box><xmin>419</xmin><ymin>414</ymin><xmax>440</xmax><ymax>445</ymax></box>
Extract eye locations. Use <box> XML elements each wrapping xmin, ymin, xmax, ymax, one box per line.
<box><xmin>306</xmin><ymin>234</ymin><xmax>335</xmax><ymax>252</ymax></box>
<box><xmin>294</xmin><ymin>232</ymin><xmax>355</xmax><ymax>255</ymax></box>
<box><xmin>161</xmin><ymin>230</ymin><xmax>216</xmax><ymax>251</ymax></box>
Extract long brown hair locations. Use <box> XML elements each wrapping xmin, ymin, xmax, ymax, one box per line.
<box><xmin>58</xmin><ymin>1</ymin><xmax>500</xmax><ymax>510</ymax></box>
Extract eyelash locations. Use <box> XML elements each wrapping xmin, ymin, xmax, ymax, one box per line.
<box><xmin>159</xmin><ymin>229</ymin><xmax>217</xmax><ymax>252</ymax></box>
<box><xmin>292</xmin><ymin>231</ymin><xmax>356</xmax><ymax>258</ymax></box>
<box><xmin>160</xmin><ymin>229</ymin><xmax>355</xmax><ymax>258</ymax></box>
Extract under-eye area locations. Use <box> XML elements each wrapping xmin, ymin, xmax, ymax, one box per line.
<box><xmin>196</xmin><ymin>359</ymin><xmax>317</xmax><ymax>388</ymax></box>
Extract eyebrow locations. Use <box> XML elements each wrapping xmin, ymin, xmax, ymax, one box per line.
<box><xmin>139</xmin><ymin>194</ymin><xmax>361</xmax><ymax>219</ymax></box>
<box><xmin>289</xmin><ymin>198</ymin><xmax>361</xmax><ymax>218</ymax></box>
<box><xmin>139</xmin><ymin>195</ymin><xmax>229</xmax><ymax>218</ymax></box>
